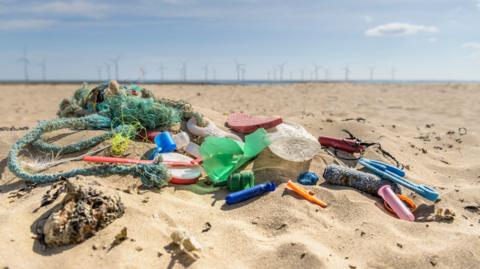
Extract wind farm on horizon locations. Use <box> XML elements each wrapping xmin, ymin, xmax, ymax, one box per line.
<box><xmin>7</xmin><ymin>48</ymin><xmax>472</xmax><ymax>84</ymax></box>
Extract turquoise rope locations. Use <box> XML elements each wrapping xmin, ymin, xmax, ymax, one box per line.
<box><xmin>8</xmin><ymin>114</ymin><xmax>168</xmax><ymax>188</ymax></box>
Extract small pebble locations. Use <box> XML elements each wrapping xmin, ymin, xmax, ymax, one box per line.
<box><xmin>135</xmin><ymin>246</ymin><xmax>143</xmax><ymax>252</ymax></box>
<box><xmin>202</xmin><ymin>222</ymin><xmax>212</xmax><ymax>233</ymax></box>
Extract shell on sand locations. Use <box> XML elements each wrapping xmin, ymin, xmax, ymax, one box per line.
<box><xmin>170</xmin><ymin>228</ymin><xmax>202</xmax><ymax>257</ymax></box>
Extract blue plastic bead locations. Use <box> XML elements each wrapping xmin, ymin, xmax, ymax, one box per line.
<box><xmin>297</xmin><ymin>172</ymin><xmax>319</xmax><ymax>185</ymax></box>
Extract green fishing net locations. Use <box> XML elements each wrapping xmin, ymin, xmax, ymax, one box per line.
<box><xmin>8</xmin><ymin>81</ymin><xmax>205</xmax><ymax>187</ymax></box>
<box><xmin>100</xmin><ymin>94</ymin><xmax>182</xmax><ymax>130</ymax></box>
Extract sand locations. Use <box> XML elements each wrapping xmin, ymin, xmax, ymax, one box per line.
<box><xmin>0</xmin><ymin>82</ymin><xmax>479</xmax><ymax>269</ymax></box>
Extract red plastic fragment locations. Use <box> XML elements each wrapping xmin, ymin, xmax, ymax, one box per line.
<box><xmin>226</xmin><ymin>112</ymin><xmax>283</xmax><ymax>134</ymax></box>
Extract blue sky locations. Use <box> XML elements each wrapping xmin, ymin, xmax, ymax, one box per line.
<box><xmin>0</xmin><ymin>0</ymin><xmax>479</xmax><ymax>81</ymax></box>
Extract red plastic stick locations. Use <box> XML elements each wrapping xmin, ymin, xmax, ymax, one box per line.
<box><xmin>318</xmin><ymin>136</ymin><xmax>365</xmax><ymax>153</ymax></box>
<box><xmin>82</xmin><ymin>156</ymin><xmax>197</xmax><ymax>167</ymax></box>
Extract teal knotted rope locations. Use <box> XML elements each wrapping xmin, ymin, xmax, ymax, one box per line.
<box><xmin>8</xmin><ymin>114</ymin><xmax>169</xmax><ymax>187</ymax></box>
<box><xmin>31</xmin><ymin>117</ymin><xmax>136</xmax><ymax>154</ymax></box>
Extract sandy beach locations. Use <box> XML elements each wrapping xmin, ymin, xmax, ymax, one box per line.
<box><xmin>1</xmin><ymin>82</ymin><xmax>479</xmax><ymax>269</ymax></box>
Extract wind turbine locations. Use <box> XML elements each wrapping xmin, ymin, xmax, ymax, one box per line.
<box><xmin>139</xmin><ymin>67</ymin><xmax>146</xmax><ymax>83</ymax></box>
<box><xmin>158</xmin><ymin>62</ymin><xmax>166</xmax><ymax>81</ymax></box>
<box><xmin>240</xmin><ymin>65</ymin><xmax>246</xmax><ymax>81</ymax></box>
<box><xmin>211</xmin><ymin>68</ymin><xmax>216</xmax><ymax>81</ymax></box>
<box><xmin>234</xmin><ymin>60</ymin><xmax>245</xmax><ymax>81</ymax></box>
<box><xmin>109</xmin><ymin>57</ymin><xmax>120</xmax><ymax>81</ymax></box>
<box><xmin>272</xmin><ymin>67</ymin><xmax>277</xmax><ymax>81</ymax></box>
<box><xmin>104</xmin><ymin>62</ymin><xmax>111</xmax><ymax>80</ymax></box>
<box><xmin>96</xmin><ymin>65</ymin><xmax>102</xmax><ymax>81</ymax></box>
<box><xmin>203</xmin><ymin>64</ymin><xmax>209</xmax><ymax>81</ymax></box>
<box><xmin>391</xmin><ymin>67</ymin><xmax>396</xmax><ymax>81</ymax></box>
<box><xmin>300</xmin><ymin>68</ymin><xmax>305</xmax><ymax>81</ymax></box>
<box><xmin>38</xmin><ymin>58</ymin><xmax>47</xmax><ymax>81</ymax></box>
<box><xmin>17</xmin><ymin>48</ymin><xmax>30</xmax><ymax>82</ymax></box>
<box><xmin>180</xmin><ymin>61</ymin><xmax>187</xmax><ymax>81</ymax></box>
<box><xmin>313</xmin><ymin>64</ymin><xmax>322</xmax><ymax>81</ymax></box>
<box><xmin>267</xmin><ymin>71</ymin><xmax>271</xmax><ymax>80</ymax></box>
<box><xmin>324</xmin><ymin>68</ymin><xmax>329</xmax><ymax>80</ymax></box>
<box><xmin>343</xmin><ymin>66</ymin><xmax>350</xmax><ymax>81</ymax></box>
<box><xmin>276</xmin><ymin>62</ymin><xmax>286</xmax><ymax>81</ymax></box>
<box><xmin>368</xmin><ymin>66</ymin><xmax>375</xmax><ymax>81</ymax></box>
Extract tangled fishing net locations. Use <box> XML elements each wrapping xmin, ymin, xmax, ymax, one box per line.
<box><xmin>8</xmin><ymin>80</ymin><xmax>205</xmax><ymax>188</ymax></box>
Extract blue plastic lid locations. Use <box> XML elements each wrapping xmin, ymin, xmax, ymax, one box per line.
<box><xmin>297</xmin><ymin>172</ymin><xmax>319</xmax><ymax>185</ymax></box>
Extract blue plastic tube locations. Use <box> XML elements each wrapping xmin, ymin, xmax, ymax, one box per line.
<box><xmin>225</xmin><ymin>182</ymin><xmax>276</xmax><ymax>205</ymax></box>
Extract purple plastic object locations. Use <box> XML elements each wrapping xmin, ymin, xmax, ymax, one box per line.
<box><xmin>378</xmin><ymin>185</ymin><xmax>415</xmax><ymax>222</ymax></box>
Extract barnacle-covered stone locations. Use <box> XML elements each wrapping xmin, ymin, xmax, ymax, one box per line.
<box><xmin>40</xmin><ymin>181</ymin><xmax>124</xmax><ymax>246</ymax></box>
<box><xmin>323</xmin><ymin>164</ymin><xmax>402</xmax><ymax>196</ymax></box>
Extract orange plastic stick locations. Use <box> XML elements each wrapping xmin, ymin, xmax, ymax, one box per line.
<box><xmin>286</xmin><ymin>180</ymin><xmax>328</xmax><ymax>208</ymax></box>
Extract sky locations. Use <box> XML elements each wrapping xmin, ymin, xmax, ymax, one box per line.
<box><xmin>0</xmin><ymin>0</ymin><xmax>479</xmax><ymax>81</ymax></box>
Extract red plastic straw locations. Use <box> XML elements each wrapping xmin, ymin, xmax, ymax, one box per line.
<box><xmin>82</xmin><ymin>155</ymin><xmax>198</xmax><ymax>167</ymax></box>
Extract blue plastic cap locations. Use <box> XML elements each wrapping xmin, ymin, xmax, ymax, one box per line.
<box><xmin>297</xmin><ymin>172</ymin><xmax>319</xmax><ymax>185</ymax></box>
<box><xmin>154</xmin><ymin>132</ymin><xmax>176</xmax><ymax>153</ymax></box>
<box><xmin>150</xmin><ymin>132</ymin><xmax>177</xmax><ymax>160</ymax></box>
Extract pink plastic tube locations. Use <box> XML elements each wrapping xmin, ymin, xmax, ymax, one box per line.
<box><xmin>378</xmin><ymin>185</ymin><xmax>415</xmax><ymax>222</ymax></box>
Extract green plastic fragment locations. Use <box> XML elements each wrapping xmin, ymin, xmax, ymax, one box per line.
<box><xmin>228</xmin><ymin>171</ymin><xmax>255</xmax><ymax>192</ymax></box>
<box><xmin>200</xmin><ymin>128</ymin><xmax>271</xmax><ymax>185</ymax></box>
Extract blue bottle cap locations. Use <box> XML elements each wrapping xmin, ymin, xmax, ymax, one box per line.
<box><xmin>150</xmin><ymin>131</ymin><xmax>176</xmax><ymax>159</ymax></box>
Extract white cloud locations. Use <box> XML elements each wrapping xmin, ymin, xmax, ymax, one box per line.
<box><xmin>30</xmin><ymin>0</ymin><xmax>110</xmax><ymax>18</ymax></box>
<box><xmin>0</xmin><ymin>19</ymin><xmax>57</xmax><ymax>30</ymax></box>
<box><xmin>476</xmin><ymin>0</ymin><xmax>480</xmax><ymax>10</ymax></box>
<box><xmin>365</xmin><ymin>23</ymin><xmax>438</xmax><ymax>37</ymax></box>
